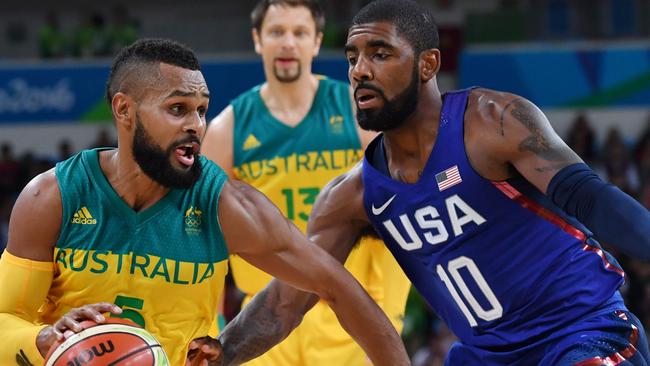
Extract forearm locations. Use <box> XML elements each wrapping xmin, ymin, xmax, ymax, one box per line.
<box><xmin>0</xmin><ymin>313</ymin><xmax>49</xmax><ymax>364</ymax></box>
<box><xmin>0</xmin><ymin>252</ymin><xmax>54</xmax><ymax>364</ymax></box>
<box><xmin>325</xmin><ymin>270</ymin><xmax>410</xmax><ymax>366</ymax></box>
<box><xmin>218</xmin><ymin>284</ymin><xmax>317</xmax><ymax>365</ymax></box>
<box><xmin>548</xmin><ymin>163</ymin><xmax>650</xmax><ymax>260</ymax></box>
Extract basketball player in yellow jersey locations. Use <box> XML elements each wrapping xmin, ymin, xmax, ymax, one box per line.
<box><xmin>0</xmin><ymin>39</ymin><xmax>410</xmax><ymax>366</ymax></box>
<box><xmin>202</xmin><ymin>1</ymin><xmax>410</xmax><ymax>364</ymax></box>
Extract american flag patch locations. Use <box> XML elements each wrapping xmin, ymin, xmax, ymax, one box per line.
<box><xmin>435</xmin><ymin>165</ymin><xmax>462</xmax><ymax>191</ymax></box>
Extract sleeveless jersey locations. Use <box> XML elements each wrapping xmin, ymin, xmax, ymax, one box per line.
<box><xmin>230</xmin><ymin>77</ymin><xmax>364</xmax><ymax>294</ymax></box>
<box><xmin>362</xmin><ymin>88</ymin><xmax>625</xmax><ymax>349</ymax></box>
<box><xmin>46</xmin><ymin>149</ymin><xmax>229</xmax><ymax>365</ymax></box>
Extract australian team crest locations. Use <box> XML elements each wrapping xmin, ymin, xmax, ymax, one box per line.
<box><xmin>184</xmin><ymin>206</ymin><xmax>203</xmax><ymax>235</ymax></box>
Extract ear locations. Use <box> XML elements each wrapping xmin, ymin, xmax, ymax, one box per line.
<box><xmin>252</xmin><ymin>28</ymin><xmax>262</xmax><ymax>55</ymax></box>
<box><xmin>420</xmin><ymin>49</ymin><xmax>441</xmax><ymax>81</ymax></box>
<box><xmin>312</xmin><ymin>31</ymin><xmax>323</xmax><ymax>57</ymax></box>
<box><xmin>111</xmin><ymin>92</ymin><xmax>135</xmax><ymax>130</ymax></box>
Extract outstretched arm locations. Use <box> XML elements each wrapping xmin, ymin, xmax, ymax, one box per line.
<box><xmin>217</xmin><ymin>169</ymin><xmax>406</xmax><ymax>365</ymax></box>
<box><xmin>479</xmin><ymin>90</ymin><xmax>650</xmax><ymax>260</ymax></box>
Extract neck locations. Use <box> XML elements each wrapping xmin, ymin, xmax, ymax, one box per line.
<box><xmin>260</xmin><ymin>73</ymin><xmax>319</xmax><ymax>125</ymax></box>
<box><xmin>100</xmin><ymin>148</ymin><xmax>170</xmax><ymax>211</ymax></box>
<box><xmin>382</xmin><ymin>81</ymin><xmax>443</xmax><ymax>166</ymax></box>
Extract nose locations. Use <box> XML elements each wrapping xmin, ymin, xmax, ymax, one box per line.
<box><xmin>350</xmin><ymin>55</ymin><xmax>372</xmax><ymax>83</ymax></box>
<box><xmin>281</xmin><ymin>33</ymin><xmax>297</xmax><ymax>50</ymax></box>
<box><xmin>183</xmin><ymin>111</ymin><xmax>206</xmax><ymax>136</ymax></box>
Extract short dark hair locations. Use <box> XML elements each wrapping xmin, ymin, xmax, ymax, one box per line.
<box><xmin>106</xmin><ymin>38</ymin><xmax>201</xmax><ymax>104</ymax></box>
<box><xmin>251</xmin><ymin>0</ymin><xmax>325</xmax><ymax>34</ymax></box>
<box><xmin>351</xmin><ymin>0</ymin><xmax>439</xmax><ymax>56</ymax></box>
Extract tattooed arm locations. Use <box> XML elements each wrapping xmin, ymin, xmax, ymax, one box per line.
<box><xmin>466</xmin><ymin>89</ymin><xmax>582</xmax><ymax>191</ymax></box>
<box><xmin>465</xmin><ymin>89</ymin><xmax>650</xmax><ymax>260</ymax></box>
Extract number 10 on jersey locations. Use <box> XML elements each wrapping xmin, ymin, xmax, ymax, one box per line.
<box><xmin>436</xmin><ymin>256</ymin><xmax>503</xmax><ymax>326</ymax></box>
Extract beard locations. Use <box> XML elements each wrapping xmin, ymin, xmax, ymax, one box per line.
<box><xmin>132</xmin><ymin>115</ymin><xmax>202</xmax><ymax>189</ymax></box>
<box><xmin>273</xmin><ymin>62</ymin><xmax>301</xmax><ymax>83</ymax></box>
<box><xmin>356</xmin><ymin>63</ymin><xmax>419</xmax><ymax>132</ymax></box>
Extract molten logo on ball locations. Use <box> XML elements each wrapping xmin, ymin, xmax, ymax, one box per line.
<box><xmin>64</xmin><ymin>340</ymin><xmax>114</xmax><ymax>365</ymax></box>
<box><xmin>45</xmin><ymin>318</ymin><xmax>169</xmax><ymax>366</ymax></box>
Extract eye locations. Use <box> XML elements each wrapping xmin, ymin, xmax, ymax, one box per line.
<box><xmin>295</xmin><ymin>30</ymin><xmax>306</xmax><ymax>37</ymax></box>
<box><xmin>269</xmin><ymin>28</ymin><xmax>282</xmax><ymax>37</ymax></box>
<box><xmin>170</xmin><ymin>104</ymin><xmax>185</xmax><ymax>115</ymax></box>
<box><xmin>373</xmin><ymin>52</ymin><xmax>389</xmax><ymax>60</ymax></box>
<box><xmin>198</xmin><ymin>107</ymin><xmax>207</xmax><ymax>117</ymax></box>
<box><xmin>347</xmin><ymin>55</ymin><xmax>357</xmax><ymax>66</ymax></box>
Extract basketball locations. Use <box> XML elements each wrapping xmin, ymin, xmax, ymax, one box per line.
<box><xmin>44</xmin><ymin>318</ymin><xmax>170</xmax><ymax>366</ymax></box>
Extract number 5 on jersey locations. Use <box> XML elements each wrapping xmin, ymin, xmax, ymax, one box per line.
<box><xmin>437</xmin><ymin>256</ymin><xmax>503</xmax><ymax>326</ymax></box>
<box><xmin>112</xmin><ymin>295</ymin><xmax>146</xmax><ymax>328</ymax></box>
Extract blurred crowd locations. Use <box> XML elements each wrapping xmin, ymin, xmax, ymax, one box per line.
<box><xmin>37</xmin><ymin>6</ymin><xmax>139</xmax><ymax>59</ymax></box>
<box><xmin>1</xmin><ymin>113</ymin><xmax>650</xmax><ymax>363</ymax></box>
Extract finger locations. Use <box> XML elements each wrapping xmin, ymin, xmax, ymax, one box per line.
<box><xmin>86</xmin><ymin>303</ymin><xmax>123</xmax><ymax>317</ymax></box>
<box><xmin>74</xmin><ymin>307</ymin><xmax>107</xmax><ymax>323</ymax></box>
<box><xmin>63</xmin><ymin>330</ymin><xmax>75</xmax><ymax>339</ymax></box>
<box><xmin>56</xmin><ymin>317</ymin><xmax>83</xmax><ymax>333</ymax></box>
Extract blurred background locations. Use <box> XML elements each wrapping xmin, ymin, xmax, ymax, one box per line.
<box><xmin>1</xmin><ymin>0</ymin><xmax>649</xmax><ymax>364</ymax></box>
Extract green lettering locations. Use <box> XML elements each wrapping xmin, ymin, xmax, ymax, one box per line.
<box><xmin>130</xmin><ymin>254</ymin><xmax>150</xmax><ymax>277</ymax></box>
<box><xmin>116</xmin><ymin>252</ymin><xmax>124</xmax><ymax>274</ymax></box>
<box><xmin>265</xmin><ymin>158</ymin><xmax>278</xmax><ymax>176</ymax></box>
<box><xmin>329</xmin><ymin>150</ymin><xmax>343</xmax><ymax>170</ymax></box>
<box><xmin>296</xmin><ymin>153</ymin><xmax>311</xmax><ymax>172</ymax></box>
<box><xmin>198</xmin><ymin>262</ymin><xmax>215</xmax><ymax>283</ymax></box>
<box><xmin>192</xmin><ymin>262</ymin><xmax>200</xmax><ymax>284</ymax></box>
<box><xmin>313</xmin><ymin>151</ymin><xmax>329</xmax><ymax>171</ymax></box>
<box><xmin>69</xmin><ymin>250</ymin><xmax>89</xmax><ymax>272</ymax></box>
<box><xmin>90</xmin><ymin>251</ymin><xmax>109</xmax><ymax>274</ymax></box>
<box><xmin>246</xmin><ymin>161</ymin><xmax>263</xmax><ymax>179</ymax></box>
<box><xmin>55</xmin><ymin>249</ymin><xmax>67</xmax><ymax>269</ymax></box>
<box><xmin>150</xmin><ymin>257</ymin><xmax>170</xmax><ymax>282</ymax></box>
<box><xmin>173</xmin><ymin>260</ymin><xmax>189</xmax><ymax>285</ymax></box>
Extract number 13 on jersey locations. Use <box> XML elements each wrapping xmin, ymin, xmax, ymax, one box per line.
<box><xmin>437</xmin><ymin>256</ymin><xmax>503</xmax><ymax>326</ymax></box>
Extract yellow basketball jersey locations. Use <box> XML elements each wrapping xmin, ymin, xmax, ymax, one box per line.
<box><xmin>48</xmin><ymin>150</ymin><xmax>229</xmax><ymax>365</ymax></box>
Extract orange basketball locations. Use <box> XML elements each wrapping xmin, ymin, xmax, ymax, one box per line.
<box><xmin>44</xmin><ymin>318</ymin><xmax>170</xmax><ymax>366</ymax></box>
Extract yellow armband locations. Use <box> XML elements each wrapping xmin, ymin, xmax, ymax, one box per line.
<box><xmin>0</xmin><ymin>251</ymin><xmax>54</xmax><ymax>365</ymax></box>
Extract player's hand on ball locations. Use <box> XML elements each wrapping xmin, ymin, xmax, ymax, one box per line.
<box><xmin>36</xmin><ymin>302</ymin><xmax>122</xmax><ymax>356</ymax></box>
<box><xmin>186</xmin><ymin>336</ymin><xmax>223</xmax><ymax>366</ymax></box>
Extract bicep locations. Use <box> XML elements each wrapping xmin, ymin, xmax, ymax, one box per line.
<box><xmin>498</xmin><ymin>96</ymin><xmax>582</xmax><ymax>192</ymax></box>
<box><xmin>202</xmin><ymin>105</ymin><xmax>235</xmax><ymax>177</ymax></box>
<box><xmin>6</xmin><ymin>169</ymin><xmax>61</xmax><ymax>261</ymax></box>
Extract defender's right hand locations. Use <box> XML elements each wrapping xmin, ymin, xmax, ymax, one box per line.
<box><xmin>36</xmin><ymin>302</ymin><xmax>122</xmax><ymax>356</ymax></box>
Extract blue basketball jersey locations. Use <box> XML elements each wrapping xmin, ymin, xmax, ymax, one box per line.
<box><xmin>362</xmin><ymin>88</ymin><xmax>625</xmax><ymax>349</ymax></box>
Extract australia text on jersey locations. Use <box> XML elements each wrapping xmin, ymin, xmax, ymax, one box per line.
<box><xmin>54</xmin><ymin>248</ymin><xmax>219</xmax><ymax>285</ymax></box>
<box><xmin>234</xmin><ymin>149</ymin><xmax>363</xmax><ymax>180</ymax></box>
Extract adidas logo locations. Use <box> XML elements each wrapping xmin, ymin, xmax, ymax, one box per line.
<box><xmin>243</xmin><ymin>134</ymin><xmax>261</xmax><ymax>150</ymax></box>
<box><xmin>71</xmin><ymin>207</ymin><xmax>97</xmax><ymax>225</ymax></box>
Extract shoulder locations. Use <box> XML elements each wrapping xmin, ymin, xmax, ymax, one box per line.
<box><xmin>466</xmin><ymin>88</ymin><xmax>526</xmax><ymax>126</ymax></box>
<box><xmin>7</xmin><ymin>168</ymin><xmax>62</xmax><ymax>259</ymax></box>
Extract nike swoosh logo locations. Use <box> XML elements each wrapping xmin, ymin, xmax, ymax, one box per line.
<box><xmin>372</xmin><ymin>194</ymin><xmax>396</xmax><ymax>215</ymax></box>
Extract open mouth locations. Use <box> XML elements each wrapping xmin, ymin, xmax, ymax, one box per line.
<box><xmin>174</xmin><ymin>142</ymin><xmax>199</xmax><ymax>167</ymax></box>
<box><xmin>355</xmin><ymin>88</ymin><xmax>381</xmax><ymax>109</ymax></box>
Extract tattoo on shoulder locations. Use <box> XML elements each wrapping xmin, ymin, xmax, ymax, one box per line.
<box><xmin>509</xmin><ymin>98</ymin><xmax>576</xmax><ymax>172</ymax></box>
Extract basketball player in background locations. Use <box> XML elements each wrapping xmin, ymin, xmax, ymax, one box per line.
<box><xmin>0</xmin><ymin>38</ymin><xmax>410</xmax><ymax>366</ymax></box>
<box><xmin>193</xmin><ymin>1</ymin><xmax>650</xmax><ymax>364</ymax></box>
<box><xmin>202</xmin><ymin>1</ymin><xmax>410</xmax><ymax>364</ymax></box>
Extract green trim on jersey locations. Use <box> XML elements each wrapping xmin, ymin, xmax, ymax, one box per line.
<box><xmin>231</xmin><ymin>77</ymin><xmax>360</xmax><ymax>166</ymax></box>
<box><xmin>54</xmin><ymin>149</ymin><xmax>229</xmax><ymax>263</ymax></box>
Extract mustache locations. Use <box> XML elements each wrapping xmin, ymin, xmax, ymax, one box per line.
<box><xmin>354</xmin><ymin>83</ymin><xmax>386</xmax><ymax>99</ymax></box>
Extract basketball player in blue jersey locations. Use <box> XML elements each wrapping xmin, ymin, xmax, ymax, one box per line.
<box><xmin>193</xmin><ymin>1</ymin><xmax>650</xmax><ymax>365</ymax></box>
<box><xmin>0</xmin><ymin>38</ymin><xmax>410</xmax><ymax>366</ymax></box>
